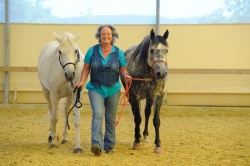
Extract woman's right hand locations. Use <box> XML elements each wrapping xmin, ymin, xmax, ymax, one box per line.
<box><xmin>76</xmin><ymin>81</ymin><xmax>84</xmax><ymax>88</ymax></box>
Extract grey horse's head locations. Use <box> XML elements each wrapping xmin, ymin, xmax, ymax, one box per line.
<box><xmin>147</xmin><ymin>29</ymin><xmax>169</xmax><ymax>79</ymax></box>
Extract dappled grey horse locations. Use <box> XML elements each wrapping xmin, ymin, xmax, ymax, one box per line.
<box><xmin>122</xmin><ymin>29</ymin><xmax>169</xmax><ymax>153</ymax></box>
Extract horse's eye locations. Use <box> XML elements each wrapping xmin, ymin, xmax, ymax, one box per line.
<box><xmin>150</xmin><ymin>49</ymin><xmax>154</xmax><ymax>53</ymax></box>
<box><xmin>75</xmin><ymin>50</ymin><xmax>78</xmax><ymax>54</ymax></box>
<box><xmin>161</xmin><ymin>49</ymin><xmax>168</xmax><ymax>54</ymax></box>
<box><xmin>59</xmin><ymin>50</ymin><xmax>61</xmax><ymax>54</ymax></box>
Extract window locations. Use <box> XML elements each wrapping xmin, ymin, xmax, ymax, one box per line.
<box><xmin>0</xmin><ymin>0</ymin><xmax>249</xmax><ymax>24</ymax></box>
<box><xmin>0</xmin><ymin>0</ymin><xmax>4</xmax><ymax>22</ymax></box>
<box><xmin>160</xmin><ymin>0</ymin><xmax>250</xmax><ymax>24</ymax></box>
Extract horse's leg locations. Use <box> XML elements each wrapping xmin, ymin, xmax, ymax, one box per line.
<box><xmin>143</xmin><ymin>98</ymin><xmax>153</xmax><ymax>141</ymax></box>
<box><xmin>49</xmin><ymin>93</ymin><xmax>60</xmax><ymax>148</ymax></box>
<box><xmin>130</xmin><ymin>100</ymin><xmax>142</xmax><ymax>150</ymax></box>
<box><xmin>41</xmin><ymin>86</ymin><xmax>55</xmax><ymax>145</ymax></box>
<box><xmin>61</xmin><ymin>96</ymin><xmax>71</xmax><ymax>144</ymax></box>
<box><xmin>153</xmin><ymin>94</ymin><xmax>164</xmax><ymax>153</ymax></box>
<box><xmin>72</xmin><ymin>93</ymin><xmax>83</xmax><ymax>153</ymax></box>
<box><xmin>41</xmin><ymin>86</ymin><xmax>52</xmax><ymax>131</ymax></box>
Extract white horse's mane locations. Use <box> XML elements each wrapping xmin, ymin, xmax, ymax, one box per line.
<box><xmin>63</xmin><ymin>32</ymin><xmax>74</xmax><ymax>38</ymax></box>
<box><xmin>53</xmin><ymin>32</ymin><xmax>79</xmax><ymax>44</ymax></box>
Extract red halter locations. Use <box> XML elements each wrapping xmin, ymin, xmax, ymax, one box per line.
<box><xmin>147</xmin><ymin>48</ymin><xmax>167</xmax><ymax>78</ymax></box>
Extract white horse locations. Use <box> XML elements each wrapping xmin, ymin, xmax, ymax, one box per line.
<box><xmin>38</xmin><ymin>32</ymin><xmax>84</xmax><ymax>153</ymax></box>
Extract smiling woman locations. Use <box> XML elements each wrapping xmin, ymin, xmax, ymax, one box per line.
<box><xmin>1</xmin><ymin>0</ymin><xmax>249</xmax><ymax>24</ymax></box>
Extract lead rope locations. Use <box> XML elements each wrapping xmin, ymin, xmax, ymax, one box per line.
<box><xmin>114</xmin><ymin>77</ymin><xmax>149</xmax><ymax>126</ymax></box>
<box><xmin>66</xmin><ymin>86</ymin><xmax>82</xmax><ymax>130</ymax></box>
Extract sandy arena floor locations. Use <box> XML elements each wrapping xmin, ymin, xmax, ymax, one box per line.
<box><xmin>0</xmin><ymin>105</ymin><xmax>249</xmax><ymax>166</ymax></box>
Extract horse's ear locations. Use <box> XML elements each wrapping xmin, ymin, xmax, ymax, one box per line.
<box><xmin>163</xmin><ymin>30</ymin><xmax>169</xmax><ymax>40</ymax></box>
<box><xmin>53</xmin><ymin>32</ymin><xmax>63</xmax><ymax>43</ymax></box>
<box><xmin>74</xmin><ymin>34</ymin><xmax>80</xmax><ymax>42</ymax></box>
<box><xmin>150</xmin><ymin>29</ymin><xmax>155</xmax><ymax>40</ymax></box>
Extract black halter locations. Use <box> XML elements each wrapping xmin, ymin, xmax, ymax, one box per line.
<box><xmin>59</xmin><ymin>49</ymin><xmax>80</xmax><ymax>70</ymax></box>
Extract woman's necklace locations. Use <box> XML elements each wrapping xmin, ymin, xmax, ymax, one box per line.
<box><xmin>102</xmin><ymin>47</ymin><xmax>111</xmax><ymax>52</ymax></box>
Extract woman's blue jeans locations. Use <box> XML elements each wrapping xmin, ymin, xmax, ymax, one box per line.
<box><xmin>88</xmin><ymin>90</ymin><xmax>121</xmax><ymax>151</ymax></box>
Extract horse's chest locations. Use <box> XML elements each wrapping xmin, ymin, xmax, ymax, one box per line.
<box><xmin>130</xmin><ymin>80</ymin><xmax>164</xmax><ymax>98</ymax></box>
<box><xmin>51</xmin><ymin>83</ymin><xmax>72</xmax><ymax>98</ymax></box>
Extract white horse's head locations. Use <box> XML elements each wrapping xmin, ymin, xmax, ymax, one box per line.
<box><xmin>54</xmin><ymin>32</ymin><xmax>80</xmax><ymax>82</ymax></box>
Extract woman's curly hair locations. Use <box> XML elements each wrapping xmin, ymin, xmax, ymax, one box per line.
<box><xmin>95</xmin><ymin>24</ymin><xmax>119</xmax><ymax>45</ymax></box>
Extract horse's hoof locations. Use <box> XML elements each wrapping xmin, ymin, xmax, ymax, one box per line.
<box><xmin>132</xmin><ymin>143</ymin><xmax>143</xmax><ymax>150</ymax></box>
<box><xmin>61</xmin><ymin>140</ymin><xmax>70</xmax><ymax>144</ymax></box>
<box><xmin>73</xmin><ymin>148</ymin><xmax>83</xmax><ymax>154</ymax></box>
<box><xmin>154</xmin><ymin>147</ymin><xmax>164</xmax><ymax>154</ymax></box>
<box><xmin>142</xmin><ymin>138</ymin><xmax>151</xmax><ymax>145</ymax></box>
<box><xmin>49</xmin><ymin>143</ymin><xmax>59</xmax><ymax>148</ymax></box>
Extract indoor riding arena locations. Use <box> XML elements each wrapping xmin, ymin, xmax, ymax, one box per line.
<box><xmin>1</xmin><ymin>0</ymin><xmax>250</xmax><ymax>166</ymax></box>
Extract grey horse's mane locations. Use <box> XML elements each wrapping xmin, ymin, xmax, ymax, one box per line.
<box><xmin>130</xmin><ymin>36</ymin><xmax>150</xmax><ymax>66</ymax></box>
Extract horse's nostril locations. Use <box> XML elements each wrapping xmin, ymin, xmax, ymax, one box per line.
<box><xmin>65</xmin><ymin>72</ymin><xmax>75</xmax><ymax>82</ymax></box>
<box><xmin>156</xmin><ymin>71</ymin><xmax>166</xmax><ymax>78</ymax></box>
<box><xmin>157</xmin><ymin>72</ymin><xmax>161</xmax><ymax>77</ymax></box>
